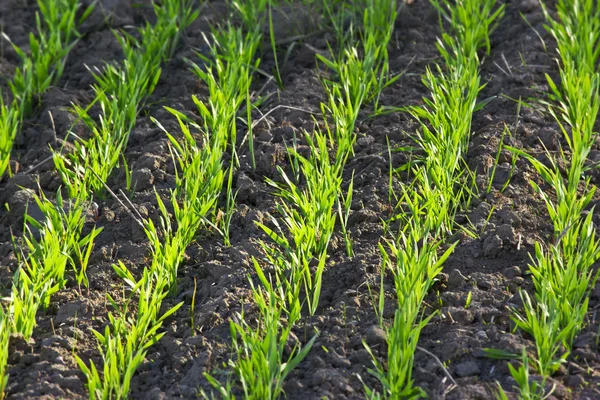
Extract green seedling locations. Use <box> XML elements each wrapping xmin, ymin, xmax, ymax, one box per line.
<box><xmin>231</xmin><ymin>0</ymin><xmax>269</xmax><ymax>28</ymax></box>
<box><xmin>337</xmin><ymin>172</ymin><xmax>354</xmax><ymax>257</ymax></box>
<box><xmin>257</xmin><ymin>116</ymin><xmax>348</xmax><ymax>315</ymax></box>
<box><xmin>509</xmin><ymin>213</ymin><xmax>600</xmax><ymax>375</ymax></box>
<box><xmin>0</xmin><ymin>99</ymin><xmax>21</xmax><ymax>179</ymax></box>
<box><xmin>486</xmin><ymin>125</ymin><xmax>509</xmax><ymax>194</ymax></box>
<box><xmin>366</xmin><ymin>257</ymin><xmax>386</xmax><ymax>328</ymax></box>
<box><xmin>268</xmin><ymin>4</ymin><xmax>284</xmax><ymax>89</ymax></box>
<box><xmin>401</xmin><ymin>0</ymin><xmax>504</xmax><ymax>231</ymax></box>
<box><xmin>155</xmin><ymin>112</ymin><xmax>225</xmax><ymax>294</ymax></box>
<box><xmin>76</xmin><ymin>268</ymin><xmax>182</xmax><ymax>400</ymax></box>
<box><xmin>57</xmin><ymin>67</ymin><xmax>159</xmax><ymax>196</ymax></box>
<box><xmin>465</xmin><ymin>291</ymin><xmax>473</xmax><ymax>309</ymax></box>
<box><xmin>307</xmin><ymin>0</ymin><xmax>399</xmax><ymax>261</ymax></box>
<box><xmin>169</xmin><ymin>8</ymin><xmax>303</xmax><ymax>395</ymax></box>
<box><xmin>10</xmin><ymin>191</ymin><xmax>101</xmax><ymax>339</ymax></box>
<box><xmin>186</xmin><ymin>23</ymin><xmax>262</xmax><ymax>242</ymax></box>
<box><xmin>190</xmin><ymin>278</ymin><xmax>197</xmax><ymax>333</ymax></box>
<box><xmin>318</xmin><ymin>0</ymin><xmax>399</xmax><ymax>145</ymax></box>
<box><xmin>6</xmin><ymin>0</ymin><xmax>93</xmax><ymax>111</ymax></box>
<box><xmin>0</xmin><ymin>307</ymin><xmax>10</xmax><ymax>400</ymax></box>
<box><xmin>327</xmin><ymin>0</ymin><xmax>399</xmax><ymax>109</ymax></box>
<box><xmin>204</xmin><ymin>261</ymin><xmax>317</xmax><ymax>400</ymax></box>
<box><xmin>363</xmin><ymin>219</ymin><xmax>455</xmax><ymax>399</ymax></box>
<box><xmin>492</xmin><ymin>349</ymin><xmax>552</xmax><ymax>400</ymax></box>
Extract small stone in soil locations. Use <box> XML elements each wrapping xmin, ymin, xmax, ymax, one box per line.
<box><xmin>573</xmin><ymin>332</ymin><xmax>594</xmax><ymax>348</ymax></box>
<box><xmin>454</xmin><ymin>361</ymin><xmax>481</xmax><ymax>377</ymax></box>
<box><xmin>502</xmin><ymin>266</ymin><xmax>521</xmax><ymax>279</ymax></box>
<box><xmin>447</xmin><ymin>269</ymin><xmax>468</xmax><ymax>289</ymax></box>
<box><xmin>483</xmin><ymin>234</ymin><xmax>503</xmax><ymax>258</ymax></box>
<box><xmin>444</xmin><ymin>307</ymin><xmax>475</xmax><ymax>324</ymax></box>
<box><xmin>349</xmin><ymin>348</ymin><xmax>372</xmax><ymax>367</ymax></box>
<box><xmin>508</xmin><ymin>292</ymin><xmax>525</xmax><ymax>308</ymax></box>
<box><xmin>475</xmin><ymin>275</ymin><xmax>493</xmax><ymax>291</ymax></box>
<box><xmin>135</xmin><ymin>153</ymin><xmax>162</xmax><ymax>170</ymax></box>
<box><xmin>566</xmin><ymin>374</ymin><xmax>586</xmax><ymax>388</ymax></box>
<box><xmin>356</xmin><ymin>135</ymin><xmax>374</xmax><ymax>149</ymax></box>
<box><xmin>144</xmin><ymin>387</ymin><xmax>167</xmax><ymax>400</ymax></box>
<box><xmin>496</xmin><ymin>224</ymin><xmax>516</xmax><ymax>244</ymax></box>
<box><xmin>329</xmin><ymin>353</ymin><xmax>352</xmax><ymax>369</ymax></box>
<box><xmin>57</xmin><ymin>376</ymin><xmax>81</xmax><ymax>391</ymax></box>
<box><xmin>365</xmin><ymin>325</ymin><xmax>387</xmax><ymax>350</ymax></box>
<box><xmin>131</xmin><ymin>168</ymin><xmax>154</xmax><ymax>191</ymax></box>
<box><xmin>55</xmin><ymin>301</ymin><xmax>83</xmax><ymax>326</ymax></box>
<box><xmin>441</xmin><ymin>291</ymin><xmax>462</xmax><ymax>307</ymax></box>
<box><xmin>519</xmin><ymin>0</ymin><xmax>539</xmax><ymax>13</ymax></box>
<box><xmin>40</xmin><ymin>347</ymin><xmax>61</xmax><ymax>362</ymax></box>
<box><xmin>310</xmin><ymin>355</ymin><xmax>327</xmax><ymax>369</ymax></box>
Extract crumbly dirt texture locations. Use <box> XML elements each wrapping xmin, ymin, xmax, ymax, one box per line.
<box><xmin>2</xmin><ymin>0</ymin><xmax>600</xmax><ymax>399</ymax></box>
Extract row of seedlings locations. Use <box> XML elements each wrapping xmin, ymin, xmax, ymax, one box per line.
<box><xmin>498</xmin><ymin>1</ymin><xmax>600</xmax><ymax>398</ymax></box>
<box><xmin>196</xmin><ymin>2</ymin><xmax>305</xmax><ymax>398</ymax></box>
<box><xmin>365</xmin><ymin>0</ymin><xmax>504</xmax><ymax>397</ymax></box>
<box><xmin>0</xmin><ymin>1</ymin><xmax>93</xmax><ymax>397</ymax></box>
<box><xmin>0</xmin><ymin>0</ymin><xmax>92</xmax><ymax>178</ymax></box>
<box><xmin>69</xmin><ymin>1</ymin><xmax>200</xmax><ymax>397</ymax></box>
<box><xmin>53</xmin><ymin>0</ymin><xmax>198</xmax><ymax>195</ymax></box>
<box><xmin>201</xmin><ymin>0</ymin><xmax>400</xmax><ymax>397</ymax></box>
<box><xmin>75</xmin><ymin>1</ymin><xmax>266</xmax><ymax>398</ymax></box>
<box><xmin>48</xmin><ymin>0</ymin><xmax>199</xmax><ymax>313</ymax></box>
<box><xmin>0</xmin><ymin>0</ymin><xmax>203</xmax><ymax>398</ymax></box>
<box><xmin>317</xmin><ymin>0</ymin><xmax>400</xmax><ymax>256</ymax></box>
<box><xmin>185</xmin><ymin>0</ymin><xmax>266</xmax><ymax>246</ymax></box>
<box><xmin>2</xmin><ymin>190</ymin><xmax>101</xmax><ymax>398</ymax></box>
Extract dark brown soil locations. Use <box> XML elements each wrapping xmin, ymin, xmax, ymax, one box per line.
<box><xmin>2</xmin><ymin>0</ymin><xmax>600</xmax><ymax>399</ymax></box>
